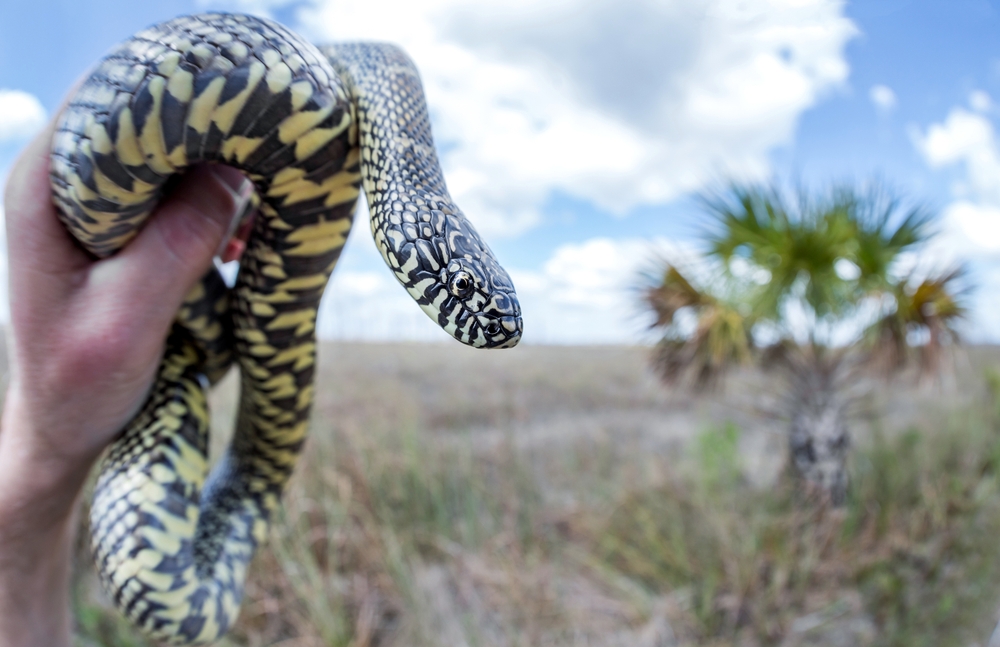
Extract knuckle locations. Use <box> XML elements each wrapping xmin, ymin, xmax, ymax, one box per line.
<box><xmin>156</xmin><ymin>168</ymin><xmax>238</xmax><ymax>265</ymax></box>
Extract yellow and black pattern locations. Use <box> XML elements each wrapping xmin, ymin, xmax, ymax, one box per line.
<box><xmin>48</xmin><ymin>12</ymin><xmax>522</xmax><ymax>645</ymax></box>
<box><xmin>325</xmin><ymin>43</ymin><xmax>522</xmax><ymax>348</ymax></box>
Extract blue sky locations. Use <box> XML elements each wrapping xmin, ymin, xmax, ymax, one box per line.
<box><xmin>2</xmin><ymin>0</ymin><xmax>1000</xmax><ymax>344</ymax></box>
<box><xmin>785</xmin><ymin>1</ymin><xmax>999</xmax><ymax>187</ymax></box>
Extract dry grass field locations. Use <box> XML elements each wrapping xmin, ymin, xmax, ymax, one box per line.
<box><xmin>58</xmin><ymin>341</ymin><xmax>1000</xmax><ymax>646</ymax></box>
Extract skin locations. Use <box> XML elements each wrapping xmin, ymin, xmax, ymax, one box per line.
<box><xmin>0</xmin><ymin>119</ymin><xmax>251</xmax><ymax>647</ymax></box>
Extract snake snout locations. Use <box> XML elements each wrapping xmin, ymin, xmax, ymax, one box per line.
<box><xmin>478</xmin><ymin>290</ymin><xmax>522</xmax><ymax>349</ymax></box>
<box><xmin>495</xmin><ymin>313</ymin><xmax>524</xmax><ymax>348</ymax></box>
<box><xmin>474</xmin><ymin>316</ymin><xmax>521</xmax><ymax>348</ymax></box>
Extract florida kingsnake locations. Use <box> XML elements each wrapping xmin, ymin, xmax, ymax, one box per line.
<box><xmin>50</xmin><ymin>12</ymin><xmax>521</xmax><ymax>644</ymax></box>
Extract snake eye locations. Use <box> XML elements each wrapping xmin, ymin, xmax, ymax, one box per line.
<box><xmin>449</xmin><ymin>271</ymin><xmax>473</xmax><ymax>297</ymax></box>
<box><xmin>485</xmin><ymin>322</ymin><xmax>502</xmax><ymax>336</ymax></box>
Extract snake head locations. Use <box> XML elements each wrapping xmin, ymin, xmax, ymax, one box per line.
<box><xmin>336</xmin><ymin>40</ymin><xmax>521</xmax><ymax>349</ymax></box>
<box><xmin>386</xmin><ymin>200</ymin><xmax>522</xmax><ymax>349</ymax></box>
<box><xmin>435</xmin><ymin>209</ymin><xmax>521</xmax><ymax>348</ymax></box>
<box><xmin>437</xmin><ymin>254</ymin><xmax>522</xmax><ymax>348</ymax></box>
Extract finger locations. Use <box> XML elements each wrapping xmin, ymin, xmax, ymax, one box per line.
<box><xmin>5</xmin><ymin>71</ymin><xmax>101</xmax><ymax>280</ymax></box>
<box><xmin>3</xmin><ymin>118</ymin><xmax>93</xmax><ymax>354</ymax></box>
<box><xmin>93</xmin><ymin>164</ymin><xmax>250</xmax><ymax>326</ymax></box>
<box><xmin>4</xmin><ymin>118</ymin><xmax>91</xmax><ymax>281</ymax></box>
<box><xmin>220</xmin><ymin>204</ymin><xmax>257</xmax><ymax>263</ymax></box>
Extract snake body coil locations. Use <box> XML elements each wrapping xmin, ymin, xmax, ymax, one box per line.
<box><xmin>50</xmin><ymin>13</ymin><xmax>521</xmax><ymax>644</ymax></box>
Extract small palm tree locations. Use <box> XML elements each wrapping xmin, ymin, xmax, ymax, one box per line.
<box><xmin>644</xmin><ymin>183</ymin><xmax>967</xmax><ymax>504</ymax></box>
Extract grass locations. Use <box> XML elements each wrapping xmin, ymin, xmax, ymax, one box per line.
<box><xmin>68</xmin><ymin>343</ymin><xmax>1000</xmax><ymax>646</ymax></box>
<box><xmin>596</xmin><ymin>417</ymin><xmax>1000</xmax><ymax>645</ymax></box>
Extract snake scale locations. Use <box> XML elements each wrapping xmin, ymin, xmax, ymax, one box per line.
<box><xmin>49</xmin><ymin>12</ymin><xmax>521</xmax><ymax>644</ymax></box>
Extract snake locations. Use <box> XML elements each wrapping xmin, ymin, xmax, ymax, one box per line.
<box><xmin>48</xmin><ymin>12</ymin><xmax>522</xmax><ymax>644</ymax></box>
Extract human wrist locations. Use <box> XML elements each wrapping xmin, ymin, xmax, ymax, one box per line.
<box><xmin>0</xmin><ymin>389</ymin><xmax>81</xmax><ymax>647</ymax></box>
<box><xmin>0</xmin><ymin>382</ymin><xmax>94</xmax><ymax>528</ymax></box>
<box><xmin>0</xmin><ymin>482</ymin><xmax>77</xmax><ymax>647</ymax></box>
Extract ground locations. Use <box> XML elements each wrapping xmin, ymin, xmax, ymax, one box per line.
<box><xmin>31</xmin><ymin>340</ymin><xmax>1000</xmax><ymax>646</ymax></box>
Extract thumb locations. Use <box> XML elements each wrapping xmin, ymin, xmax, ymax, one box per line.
<box><xmin>97</xmin><ymin>164</ymin><xmax>251</xmax><ymax>327</ymax></box>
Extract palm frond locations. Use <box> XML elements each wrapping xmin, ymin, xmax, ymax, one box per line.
<box><xmin>850</xmin><ymin>184</ymin><xmax>935</xmax><ymax>287</ymax></box>
<box><xmin>868</xmin><ymin>266</ymin><xmax>969</xmax><ymax>375</ymax></box>
<box><xmin>644</xmin><ymin>263</ymin><xmax>754</xmax><ymax>386</ymax></box>
<box><xmin>641</xmin><ymin>179</ymin><xmax>966</xmax><ymax>390</ymax></box>
<box><xmin>644</xmin><ymin>263</ymin><xmax>710</xmax><ymax>327</ymax></box>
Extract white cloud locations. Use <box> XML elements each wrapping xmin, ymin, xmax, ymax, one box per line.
<box><xmin>222</xmin><ymin>0</ymin><xmax>855</xmax><ymax>238</ymax></box>
<box><xmin>964</xmin><ymin>264</ymin><xmax>1000</xmax><ymax>343</ymax></box>
<box><xmin>913</xmin><ymin>101</ymin><xmax>1000</xmax><ymax>342</ymax></box>
<box><xmin>315</xmin><ymin>217</ymin><xmax>698</xmax><ymax>344</ymax></box>
<box><xmin>916</xmin><ymin>108</ymin><xmax>996</xmax><ymax>170</ymax></box>
<box><xmin>869</xmin><ymin>84</ymin><xmax>897</xmax><ymax>113</ymax></box>
<box><xmin>318</xmin><ymin>262</ymin><xmax>449</xmax><ymax>342</ymax></box>
<box><xmin>507</xmin><ymin>237</ymin><xmax>702</xmax><ymax>344</ymax></box>
<box><xmin>914</xmin><ymin>108</ymin><xmax>1000</xmax><ymax>240</ymax></box>
<box><xmin>0</xmin><ymin>90</ymin><xmax>46</xmax><ymax>143</ymax></box>
<box><xmin>1</xmin><ymin>2</ymin><xmax>859</xmax><ymax>346</ymax></box>
<box><xmin>970</xmin><ymin>89</ymin><xmax>993</xmax><ymax>113</ymax></box>
<box><xmin>318</xmin><ymin>271</ymin><xmax>449</xmax><ymax>341</ymax></box>
<box><xmin>941</xmin><ymin>201</ymin><xmax>1000</xmax><ymax>255</ymax></box>
<box><xmin>914</xmin><ymin>110</ymin><xmax>1000</xmax><ymax>257</ymax></box>
<box><xmin>314</xmin><ymin>200</ymin><xmax>452</xmax><ymax>341</ymax></box>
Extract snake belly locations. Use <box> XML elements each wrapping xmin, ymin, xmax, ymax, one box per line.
<box><xmin>49</xmin><ymin>12</ymin><xmax>522</xmax><ymax>645</ymax></box>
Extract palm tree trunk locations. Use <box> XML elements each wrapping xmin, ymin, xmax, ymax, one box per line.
<box><xmin>787</xmin><ymin>366</ymin><xmax>850</xmax><ymax>505</ymax></box>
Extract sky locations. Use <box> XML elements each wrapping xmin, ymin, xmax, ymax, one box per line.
<box><xmin>1</xmin><ymin>0</ymin><xmax>1000</xmax><ymax>345</ymax></box>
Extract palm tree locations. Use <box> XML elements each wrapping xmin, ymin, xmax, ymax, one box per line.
<box><xmin>643</xmin><ymin>183</ymin><xmax>967</xmax><ymax>504</ymax></box>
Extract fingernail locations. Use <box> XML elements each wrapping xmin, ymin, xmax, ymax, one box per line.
<box><xmin>221</xmin><ymin>237</ymin><xmax>247</xmax><ymax>263</ymax></box>
<box><xmin>211</xmin><ymin>165</ymin><xmax>251</xmax><ymax>197</ymax></box>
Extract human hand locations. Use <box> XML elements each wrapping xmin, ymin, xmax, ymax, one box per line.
<box><xmin>0</xmin><ymin>118</ymin><xmax>251</xmax><ymax>646</ymax></box>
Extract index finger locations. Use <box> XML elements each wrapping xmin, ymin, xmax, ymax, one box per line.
<box><xmin>4</xmin><ymin>118</ymin><xmax>91</xmax><ymax>284</ymax></box>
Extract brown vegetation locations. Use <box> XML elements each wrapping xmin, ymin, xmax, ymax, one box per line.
<box><xmin>63</xmin><ymin>342</ymin><xmax>1000</xmax><ymax>646</ymax></box>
